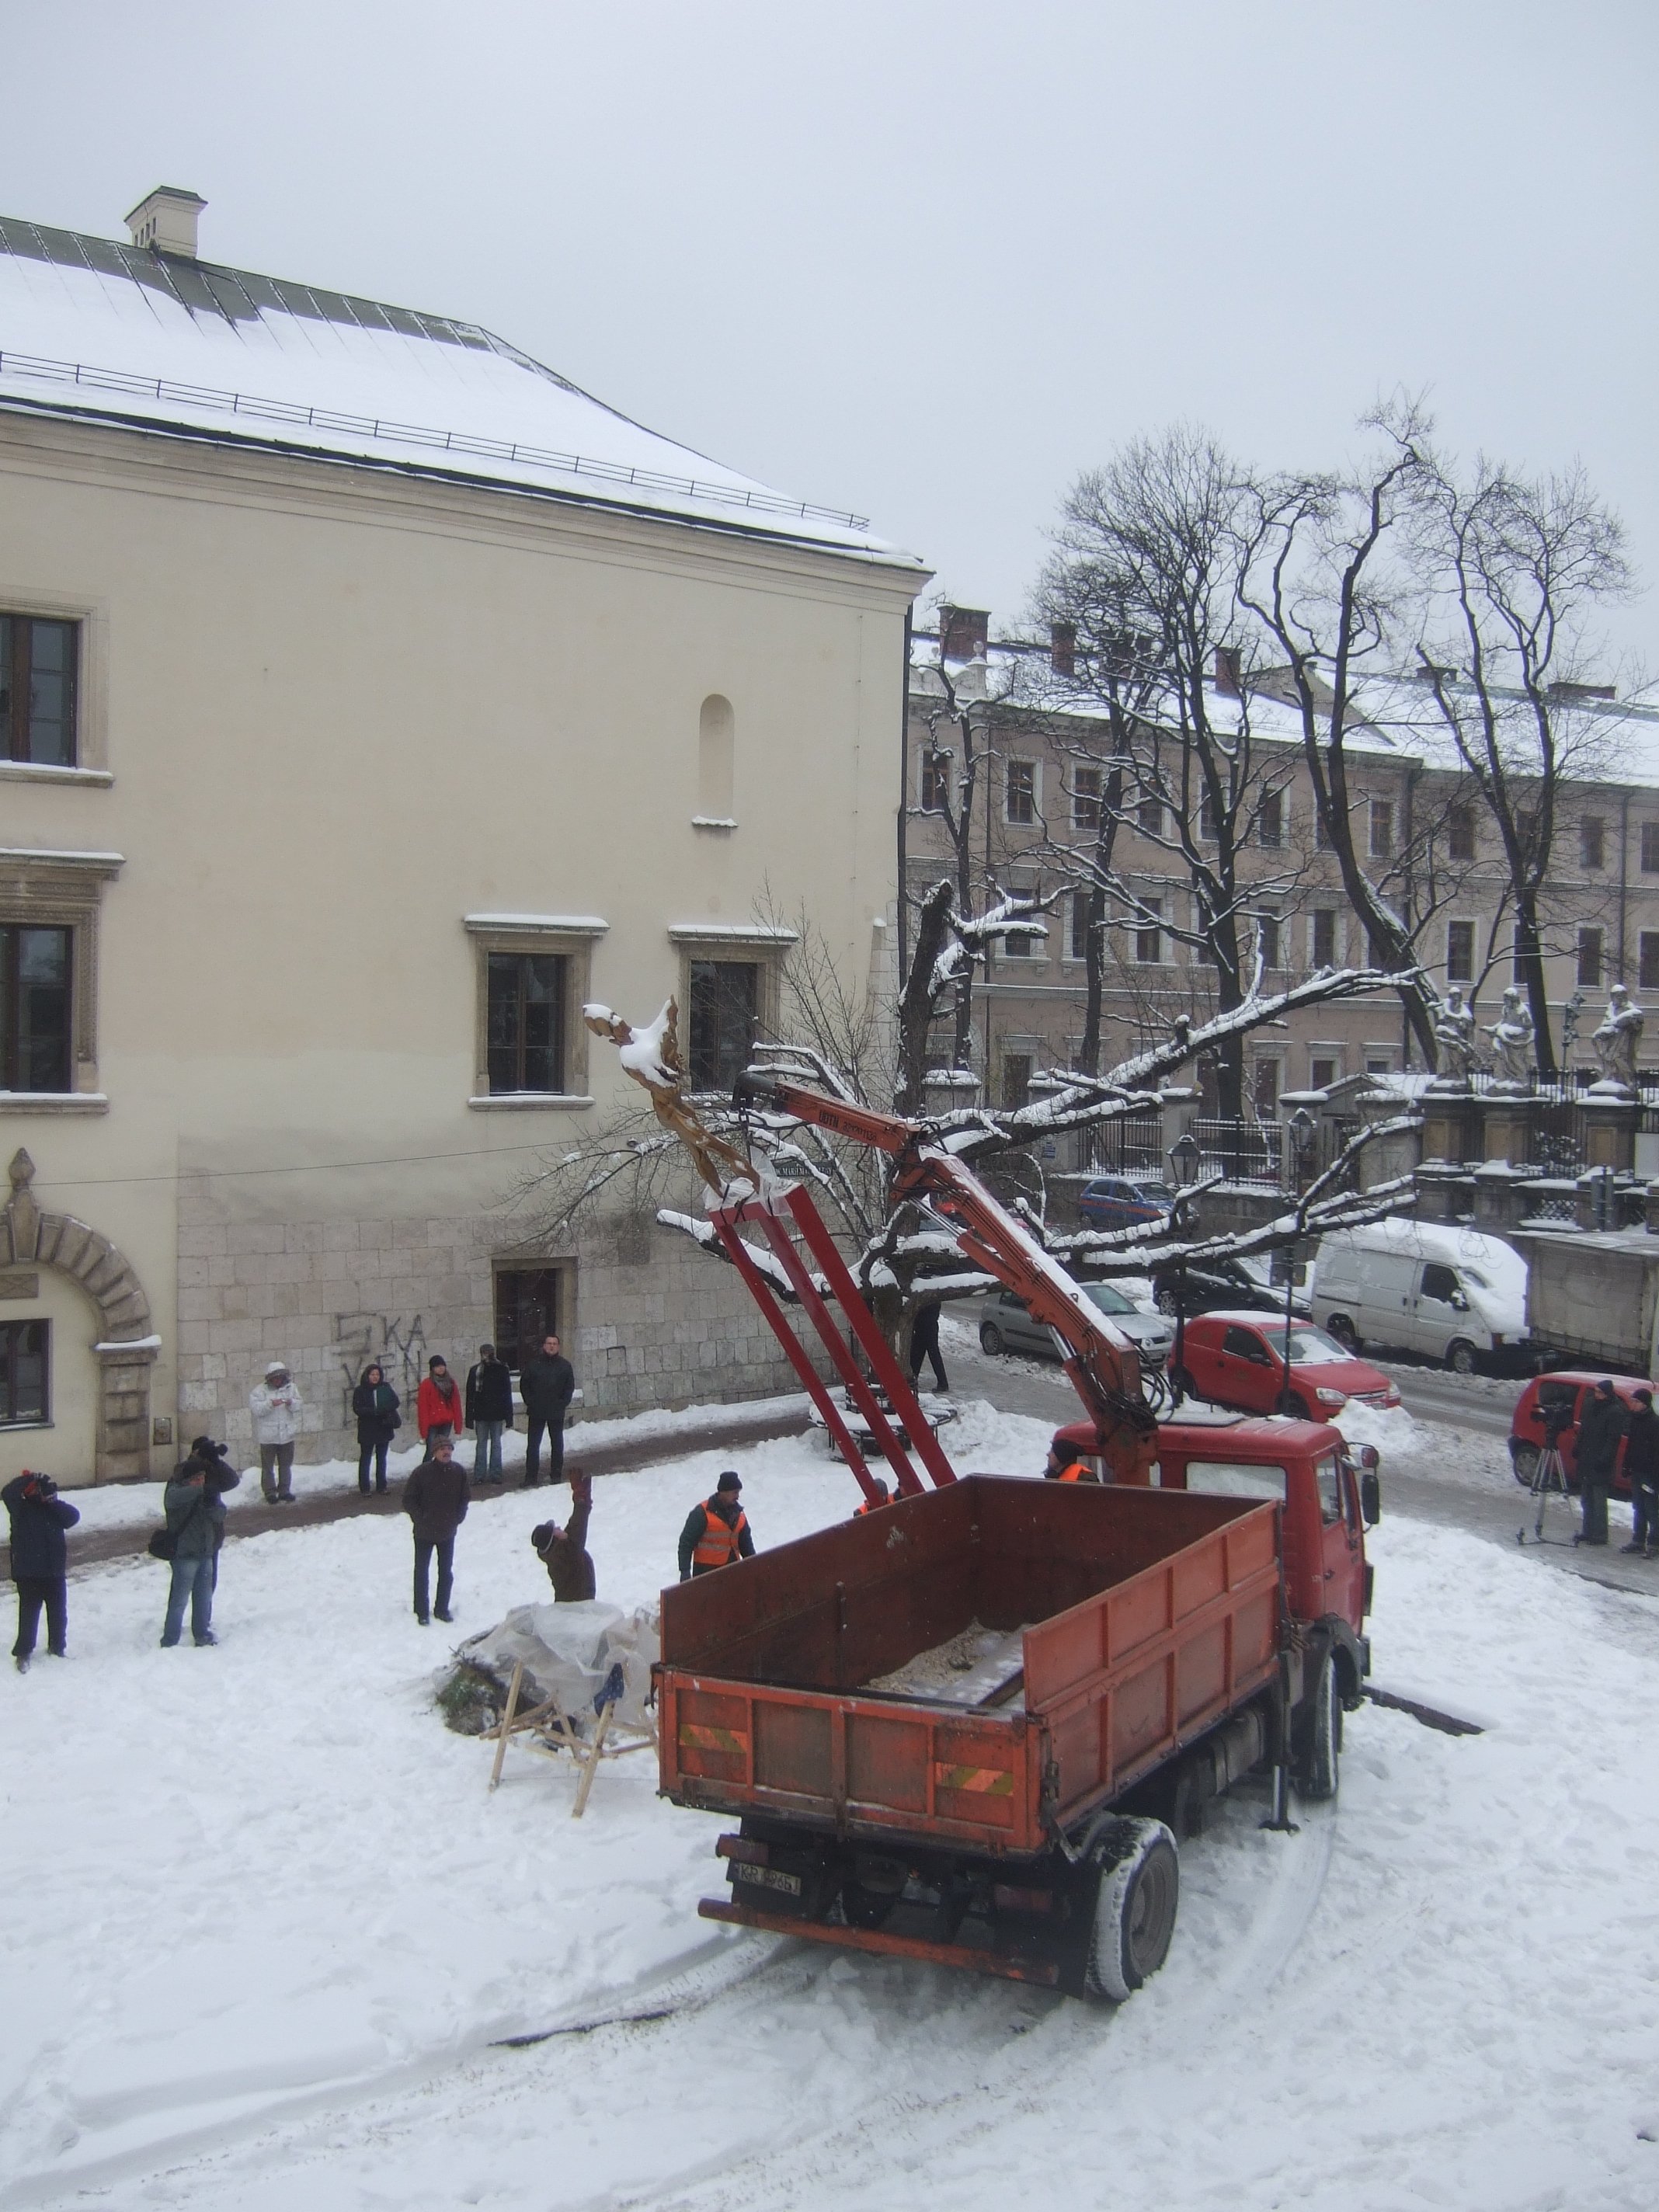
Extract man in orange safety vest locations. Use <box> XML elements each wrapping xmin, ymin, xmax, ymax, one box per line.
<box><xmin>1045</xmin><ymin>1435</ymin><xmax>1100</xmax><ymax>1483</ymax></box>
<box><xmin>678</xmin><ymin>1470</ymin><xmax>755</xmax><ymax>1580</ymax></box>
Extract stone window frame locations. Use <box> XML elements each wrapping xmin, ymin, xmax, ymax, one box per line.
<box><xmin>464</xmin><ymin>914</ymin><xmax>606</xmax><ymax>1111</ymax></box>
<box><xmin>667</xmin><ymin>923</ymin><xmax>795</xmax><ymax>1087</ymax></box>
<box><xmin>0</xmin><ymin>587</ymin><xmax>113</xmax><ymax>788</ymax></box>
<box><xmin>0</xmin><ymin>847</ymin><xmax>123</xmax><ymax>1112</ymax></box>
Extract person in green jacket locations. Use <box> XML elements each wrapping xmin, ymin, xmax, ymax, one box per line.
<box><xmin>160</xmin><ymin>1453</ymin><xmax>234</xmax><ymax>1647</ymax></box>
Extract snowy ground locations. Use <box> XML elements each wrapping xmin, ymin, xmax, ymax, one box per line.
<box><xmin>5</xmin><ymin>1400</ymin><xmax>1658</xmax><ymax>2210</ymax></box>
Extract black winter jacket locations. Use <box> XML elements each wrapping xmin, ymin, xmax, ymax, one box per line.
<box><xmin>352</xmin><ymin>1376</ymin><xmax>401</xmax><ymax>1445</ymax></box>
<box><xmin>519</xmin><ymin>1351</ymin><xmax>574</xmax><ymax>1422</ymax></box>
<box><xmin>402</xmin><ymin>1457</ymin><xmax>470</xmax><ymax>1542</ymax></box>
<box><xmin>1575</xmin><ymin>1393</ymin><xmax>1628</xmax><ymax>1486</ymax></box>
<box><xmin>465</xmin><ymin>1357</ymin><xmax>514</xmax><ymax>1427</ymax></box>
<box><xmin>1622</xmin><ymin>1407</ymin><xmax>1659</xmax><ymax>1485</ymax></box>
<box><xmin>2</xmin><ymin>1476</ymin><xmax>80</xmax><ymax>1581</ymax></box>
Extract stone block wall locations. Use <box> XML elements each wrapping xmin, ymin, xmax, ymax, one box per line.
<box><xmin>174</xmin><ymin>1191</ymin><xmax>822</xmax><ymax>1466</ymax></box>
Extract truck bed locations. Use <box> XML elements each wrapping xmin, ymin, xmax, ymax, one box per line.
<box><xmin>658</xmin><ymin>1476</ymin><xmax>1282</xmax><ymax>1858</ymax></box>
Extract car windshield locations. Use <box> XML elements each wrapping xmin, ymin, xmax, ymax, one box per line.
<box><xmin>1233</xmin><ymin>1255</ymin><xmax>1274</xmax><ymax>1290</ymax></box>
<box><xmin>1083</xmin><ymin>1283</ymin><xmax>1136</xmax><ymax>1316</ymax></box>
<box><xmin>1254</xmin><ymin>1325</ymin><xmax>1349</xmax><ymax>1365</ymax></box>
<box><xmin>1132</xmin><ymin>1183</ymin><xmax>1172</xmax><ymax>1207</ymax></box>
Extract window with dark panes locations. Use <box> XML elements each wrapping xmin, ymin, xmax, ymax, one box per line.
<box><xmin>1198</xmin><ymin>793</ymin><xmax>1218</xmax><ymax>841</ymax></box>
<box><xmin>1448</xmin><ymin>803</ymin><xmax>1476</xmax><ymax>861</ymax></box>
<box><xmin>1071</xmin><ymin>768</ymin><xmax>1101</xmax><ymax>831</ymax></box>
<box><xmin>1136</xmin><ymin>795</ymin><xmax>1163</xmax><ymax>838</ymax></box>
<box><xmin>0</xmin><ymin>615</ymin><xmax>78</xmax><ymax>766</ymax></box>
<box><xmin>1369</xmin><ymin>799</ymin><xmax>1393</xmax><ymax>857</ymax></box>
<box><xmin>486</xmin><ymin>951</ymin><xmax>567</xmax><ymax>1094</ymax></box>
<box><xmin>1254</xmin><ymin>1058</ymin><xmax>1281</xmax><ymax>1117</ymax></box>
<box><xmin>1580</xmin><ymin>816</ymin><xmax>1606</xmax><ymax>871</ymax></box>
<box><xmin>1577</xmin><ymin>927</ymin><xmax>1603</xmax><ymax>989</ymax></box>
<box><xmin>1446</xmin><ymin>920</ymin><xmax>1475</xmax><ymax>983</ymax></box>
<box><xmin>1312</xmin><ymin>909</ymin><xmax>1337</xmax><ymax>967</ymax></box>
<box><xmin>1005</xmin><ymin>760</ymin><xmax>1036</xmax><ymax>826</ymax></box>
<box><xmin>1310</xmin><ymin>1055</ymin><xmax>1337</xmax><ymax>1090</ymax></box>
<box><xmin>1133</xmin><ymin>897</ymin><xmax>1163</xmax><ymax>965</ymax></box>
<box><xmin>1068</xmin><ymin>889</ymin><xmax>1093</xmax><ymax>962</ymax></box>
<box><xmin>1640</xmin><ymin>933</ymin><xmax>1659</xmax><ymax>992</ymax></box>
<box><xmin>0</xmin><ymin>926</ymin><xmax>72</xmax><ymax>1092</ymax></box>
<box><xmin>1420</xmin><ymin>1264</ymin><xmax>1459</xmax><ymax>1306</ymax></box>
<box><xmin>1643</xmin><ymin>822</ymin><xmax>1659</xmax><ymax>875</ymax></box>
<box><xmin>1258</xmin><ymin>791</ymin><xmax>1284</xmax><ymax>848</ymax></box>
<box><xmin>0</xmin><ymin>1319</ymin><xmax>49</xmax><ymax>1425</ymax></box>
<box><xmin>1257</xmin><ymin>913</ymin><xmax>1281</xmax><ymax>969</ymax></box>
<box><xmin>688</xmin><ymin>960</ymin><xmax>759</xmax><ymax>1092</ymax></box>
<box><xmin>918</xmin><ymin>748</ymin><xmax>949</xmax><ymax>812</ymax></box>
<box><xmin>1000</xmin><ymin>1052</ymin><xmax>1032</xmax><ymax>1111</ymax></box>
<box><xmin>493</xmin><ymin>1268</ymin><xmax>559</xmax><ymax>1376</ymax></box>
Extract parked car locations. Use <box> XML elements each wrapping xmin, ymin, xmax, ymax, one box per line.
<box><xmin>1077</xmin><ymin>1175</ymin><xmax>1174</xmax><ymax>1232</ymax></box>
<box><xmin>1309</xmin><ymin>1220</ymin><xmax>1528</xmax><ymax>1374</ymax></box>
<box><xmin>979</xmin><ymin>1282</ymin><xmax>1175</xmax><ymax>1368</ymax></box>
<box><xmin>1149</xmin><ymin>1254</ymin><xmax>1306</xmax><ymax>1320</ymax></box>
<box><xmin>1508</xmin><ymin>1370</ymin><xmax>1655</xmax><ymax>1496</ymax></box>
<box><xmin>1174</xmin><ymin>1310</ymin><xmax>1401</xmax><ymax>1420</ymax></box>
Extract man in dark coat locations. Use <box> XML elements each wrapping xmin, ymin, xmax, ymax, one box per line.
<box><xmin>678</xmin><ymin>1470</ymin><xmax>754</xmax><ymax>1580</ymax></box>
<box><xmin>352</xmin><ymin>1363</ymin><xmax>401</xmax><ymax>1494</ymax></box>
<box><xmin>1574</xmin><ymin>1379</ymin><xmax>1626</xmax><ymax>1548</ymax></box>
<box><xmin>4</xmin><ymin>1469</ymin><xmax>79</xmax><ymax>1671</ymax></box>
<box><xmin>1620</xmin><ymin>1385</ymin><xmax>1659</xmax><ymax>1557</ymax></box>
<box><xmin>161</xmin><ymin>1452</ymin><xmax>234</xmax><ymax>1647</ymax></box>
<box><xmin>519</xmin><ymin>1333</ymin><xmax>575</xmax><ymax>1489</ymax></box>
<box><xmin>909</xmin><ymin>1298</ymin><xmax>948</xmax><ymax>1393</ymax></box>
<box><xmin>530</xmin><ymin>1473</ymin><xmax>596</xmax><ymax>1601</ymax></box>
<box><xmin>464</xmin><ymin>1342</ymin><xmax>513</xmax><ymax>1484</ymax></box>
<box><xmin>402</xmin><ymin>1435</ymin><xmax>469</xmax><ymax>1624</ymax></box>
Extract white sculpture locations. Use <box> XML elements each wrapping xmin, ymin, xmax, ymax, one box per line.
<box><xmin>1431</xmin><ymin>987</ymin><xmax>1478</xmax><ymax>1087</ymax></box>
<box><xmin>1484</xmin><ymin>987</ymin><xmax>1536</xmax><ymax>1092</ymax></box>
<box><xmin>1590</xmin><ymin>983</ymin><xmax>1644</xmax><ymax>1094</ymax></box>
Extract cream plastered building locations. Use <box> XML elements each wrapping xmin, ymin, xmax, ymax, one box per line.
<box><xmin>0</xmin><ymin>190</ymin><xmax>923</xmax><ymax>1487</ymax></box>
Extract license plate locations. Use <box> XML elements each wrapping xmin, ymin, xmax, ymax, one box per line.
<box><xmin>732</xmin><ymin>1861</ymin><xmax>802</xmax><ymax>1897</ymax></box>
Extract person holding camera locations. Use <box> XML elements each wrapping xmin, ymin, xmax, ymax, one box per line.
<box><xmin>160</xmin><ymin>1446</ymin><xmax>235</xmax><ymax>1647</ymax></box>
<box><xmin>4</xmin><ymin>1469</ymin><xmax>80</xmax><ymax>1673</ymax></box>
<box><xmin>1574</xmin><ymin>1379</ymin><xmax>1626</xmax><ymax>1549</ymax></box>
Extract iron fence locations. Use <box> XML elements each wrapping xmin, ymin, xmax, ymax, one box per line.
<box><xmin>1081</xmin><ymin>1115</ymin><xmax>1165</xmax><ymax>1177</ymax></box>
<box><xmin>1191</xmin><ymin>1118</ymin><xmax>1285</xmax><ymax>1185</ymax></box>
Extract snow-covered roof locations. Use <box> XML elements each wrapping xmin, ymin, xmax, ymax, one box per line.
<box><xmin>0</xmin><ymin>214</ymin><xmax>920</xmax><ymax>570</ymax></box>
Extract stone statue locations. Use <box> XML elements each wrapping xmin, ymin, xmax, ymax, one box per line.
<box><xmin>1483</xmin><ymin>987</ymin><xmax>1536</xmax><ymax>1092</ymax></box>
<box><xmin>1431</xmin><ymin>988</ymin><xmax>1478</xmax><ymax>1087</ymax></box>
<box><xmin>1590</xmin><ymin>983</ymin><xmax>1644</xmax><ymax>1094</ymax></box>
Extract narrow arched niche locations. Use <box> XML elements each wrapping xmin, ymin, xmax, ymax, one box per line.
<box><xmin>696</xmin><ymin>694</ymin><xmax>736</xmax><ymax>823</ymax></box>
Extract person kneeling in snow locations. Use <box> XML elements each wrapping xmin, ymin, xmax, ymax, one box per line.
<box><xmin>678</xmin><ymin>1470</ymin><xmax>753</xmax><ymax>1580</ymax></box>
<box><xmin>530</xmin><ymin>1473</ymin><xmax>595</xmax><ymax>1602</ymax></box>
<box><xmin>403</xmin><ymin>1435</ymin><xmax>468</xmax><ymax>1626</ymax></box>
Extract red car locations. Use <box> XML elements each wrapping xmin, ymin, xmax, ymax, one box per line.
<box><xmin>1176</xmin><ymin>1309</ymin><xmax>1402</xmax><ymax>1421</ymax></box>
<box><xmin>1508</xmin><ymin>1371</ymin><xmax>1656</xmax><ymax>1497</ymax></box>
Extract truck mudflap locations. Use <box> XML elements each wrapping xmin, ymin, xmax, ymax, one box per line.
<box><xmin>697</xmin><ymin>1895</ymin><xmax>1064</xmax><ymax>1988</ymax></box>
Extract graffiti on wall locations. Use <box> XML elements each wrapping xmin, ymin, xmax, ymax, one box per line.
<box><xmin>333</xmin><ymin>1310</ymin><xmax>430</xmax><ymax>1424</ymax></box>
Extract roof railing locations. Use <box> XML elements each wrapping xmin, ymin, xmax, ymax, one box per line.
<box><xmin>0</xmin><ymin>346</ymin><xmax>871</xmax><ymax>533</ymax></box>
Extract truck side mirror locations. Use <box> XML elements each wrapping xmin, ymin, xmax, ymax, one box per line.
<box><xmin>1360</xmin><ymin>1469</ymin><xmax>1382</xmax><ymax>1526</ymax></box>
<box><xmin>1450</xmin><ymin>1290</ymin><xmax>1470</xmax><ymax>1313</ymax></box>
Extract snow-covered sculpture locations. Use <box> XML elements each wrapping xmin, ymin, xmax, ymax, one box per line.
<box><xmin>1590</xmin><ymin>983</ymin><xmax>1644</xmax><ymax>1095</ymax></box>
<box><xmin>582</xmin><ymin>1000</ymin><xmax>754</xmax><ymax>1199</ymax></box>
<box><xmin>1483</xmin><ymin>987</ymin><xmax>1536</xmax><ymax>1092</ymax></box>
<box><xmin>1431</xmin><ymin>988</ymin><xmax>1478</xmax><ymax>1087</ymax></box>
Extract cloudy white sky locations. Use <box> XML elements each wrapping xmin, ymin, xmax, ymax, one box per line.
<box><xmin>7</xmin><ymin>2</ymin><xmax>1655</xmax><ymax>657</ymax></box>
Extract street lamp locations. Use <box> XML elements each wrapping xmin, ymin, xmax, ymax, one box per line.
<box><xmin>1167</xmin><ymin>1131</ymin><xmax>1202</xmax><ymax>1404</ymax></box>
<box><xmin>1282</xmin><ymin>1108</ymin><xmax>1317</xmax><ymax>1412</ymax></box>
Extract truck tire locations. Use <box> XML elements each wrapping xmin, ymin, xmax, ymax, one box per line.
<box><xmin>1296</xmin><ymin>1652</ymin><xmax>1341</xmax><ymax>1802</ymax></box>
<box><xmin>979</xmin><ymin>1321</ymin><xmax>1006</xmax><ymax>1356</ymax></box>
<box><xmin>1446</xmin><ymin>1338</ymin><xmax>1478</xmax><ymax>1376</ymax></box>
<box><xmin>1327</xmin><ymin>1313</ymin><xmax>1360</xmax><ymax>1353</ymax></box>
<box><xmin>1083</xmin><ymin>1818</ymin><xmax>1180</xmax><ymax>2002</ymax></box>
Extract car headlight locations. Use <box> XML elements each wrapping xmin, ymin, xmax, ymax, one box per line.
<box><xmin>1316</xmin><ymin>1386</ymin><xmax>1348</xmax><ymax>1407</ymax></box>
<box><xmin>1383</xmin><ymin>1387</ymin><xmax>1400</xmax><ymax>1407</ymax></box>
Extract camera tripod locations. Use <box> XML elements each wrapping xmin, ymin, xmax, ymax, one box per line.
<box><xmin>1517</xmin><ymin>1440</ymin><xmax>1574</xmax><ymax>1546</ymax></box>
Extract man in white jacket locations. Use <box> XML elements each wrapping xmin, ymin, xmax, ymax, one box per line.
<box><xmin>249</xmin><ymin>1361</ymin><xmax>304</xmax><ymax>1503</ymax></box>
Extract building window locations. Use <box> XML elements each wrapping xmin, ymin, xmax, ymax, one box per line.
<box><xmin>1069</xmin><ymin>889</ymin><xmax>1094</xmax><ymax>962</ymax></box>
<box><xmin>486</xmin><ymin>953</ymin><xmax>568</xmax><ymax>1095</ymax></box>
<box><xmin>1369</xmin><ymin>799</ymin><xmax>1393</xmax><ymax>858</ymax></box>
<box><xmin>0</xmin><ymin>1318</ymin><xmax>49</xmax><ymax>1426</ymax></box>
<box><xmin>1579</xmin><ymin>816</ymin><xmax>1605</xmax><ymax>871</ymax></box>
<box><xmin>1000</xmin><ymin>1052</ymin><xmax>1032</xmax><ymax>1111</ymax></box>
<box><xmin>1642</xmin><ymin>822</ymin><xmax>1659</xmax><ymax>875</ymax></box>
<box><xmin>1640</xmin><ymin>932</ymin><xmax>1659</xmax><ymax>991</ymax></box>
<box><xmin>1446</xmin><ymin>920</ymin><xmax>1475</xmax><ymax>983</ymax></box>
<box><xmin>1253</xmin><ymin>1059</ymin><xmax>1281</xmax><ymax>1117</ymax></box>
<box><xmin>1257</xmin><ymin>912</ymin><xmax>1281</xmax><ymax>971</ymax></box>
<box><xmin>1198</xmin><ymin>792</ymin><xmax>1218</xmax><ymax>841</ymax></box>
<box><xmin>1137</xmin><ymin>795</ymin><xmax>1163</xmax><ymax>838</ymax></box>
<box><xmin>1448</xmin><ymin>803</ymin><xmax>1476</xmax><ymax>861</ymax></box>
<box><xmin>1309</xmin><ymin>1056</ymin><xmax>1337</xmax><ymax>1090</ymax></box>
<box><xmin>1133</xmin><ymin>898</ymin><xmax>1163</xmax><ymax>965</ymax></box>
<box><xmin>1258</xmin><ymin>791</ymin><xmax>1284</xmax><ymax>849</ymax></box>
<box><xmin>1311</xmin><ymin>909</ymin><xmax>1337</xmax><ymax>968</ymax></box>
<box><xmin>1365</xmin><ymin>1053</ymin><xmax>1393</xmax><ymax>1076</ymax></box>
<box><xmin>493</xmin><ymin>1268</ymin><xmax>561</xmax><ymax>1377</ymax></box>
<box><xmin>1005</xmin><ymin>760</ymin><xmax>1037</xmax><ymax>826</ymax></box>
<box><xmin>0</xmin><ymin>614</ymin><xmax>78</xmax><ymax>767</ymax></box>
<box><xmin>1515</xmin><ymin>809</ymin><xmax>1537</xmax><ymax>858</ymax></box>
<box><xmin>918</xmin><ymin>748</ymin><xmax>949</xmax><ymax>812</ymax></box>
<box><xmin>1577</xmin><ymin>927</ymin><xmax>1604</xmax><ymax>990</ymax></box>
<box><xmin>1071</xmin><ymin>768</ymin><xmax>1101</xmax><ymax>832</ymax></box>
<box><xmin>1511</xmin><ymin>924</ymin><xmax>1526</xmax><ymax>983</ymax></box>
<box><xmin>688</xmin><ymin>959</ymin><xmax>759</xmax><ymax>1091</ymax></box>
<box><xmin>1315</xmin><ymin>801</ymin><xmax>1333</xmax><ymax>851</ymax></box>
<box><xmin>0</xmin><ymin>924</ymin><xmax>72</xmax><ymax>1092</ymax></box>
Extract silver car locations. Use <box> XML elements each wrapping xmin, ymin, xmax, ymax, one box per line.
<box><xmin>979</xmin><ymin>1282</ymin><xmax>1175</xmax><ymax>1367</ymax></box>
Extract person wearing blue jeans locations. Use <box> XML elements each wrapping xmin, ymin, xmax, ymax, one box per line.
<box><xmin>159</xmin><ymin>1454</ymin><xmax>229</xmax><ymax>1647</ymax></box>
<box><xmin>464</xmin><ymin>1344</ymin><xmax>513</xmax><ymax>1484</ymax></box>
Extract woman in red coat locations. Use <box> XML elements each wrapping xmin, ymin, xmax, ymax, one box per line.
<box><xmin>416</xmin><ymin>1356</ymin><xmax>464</xmax><ymax>1457</ymax></box>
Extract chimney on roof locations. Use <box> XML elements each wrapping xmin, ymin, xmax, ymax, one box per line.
<box><xmin>1212</xmin><ymin>645</ymin><xmax>1242</xmax><ymax>697</ymax></box>
<box><xmin>940</xmin><ymin>605</ymin><xmax>989</xmax><ymax>663</ymax></box>
<box><xmin>124</xmin><ymin>186</ymin><xmax>207</xmax><ymax>258</ymax></box>
<box><xmin>1049</xmin><ymin>622</ymin><xmax>1077</xmax><ymax>680</ymax></box>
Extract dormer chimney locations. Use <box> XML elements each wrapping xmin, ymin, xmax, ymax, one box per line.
<box><xmin>939</xmin><ymin>605</ymin><xmax>989</xmax><ymax>663</ymax></box>
<box><xmin>124</xmin><ymin>186</ymin><xmax>207</xmax><ymax>258</ymax></box>
<box><xmin>1212</xmin><ymin>645</ymin><xmax>1242</xmax><ymax>697</ymax></box>
<box><xmin>1049</xmin><ymin>622</ymin><xmax>1077</xmax><ymax>679</ymax></box>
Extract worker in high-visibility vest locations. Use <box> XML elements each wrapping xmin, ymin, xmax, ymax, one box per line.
<box><xmin>1045</xmin><ymin>1435</ymin><xmax>1100</xmax><ymax>1483</ymax></box>
<box><xmin>854</xmin><ymin>1479</ymin><xmax>893</xmax><ymax>1518</ymax></box>
<box><xmin>677</xmin><ymin>1470</ymin><xmax>755</xmax><ymax>1580</ymax></box>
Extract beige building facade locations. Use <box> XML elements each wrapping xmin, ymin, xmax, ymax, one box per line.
<box><xmin>0</xmin><ymin>195</ymin><xmax>920</xmax><ymax>1486</ymax></box>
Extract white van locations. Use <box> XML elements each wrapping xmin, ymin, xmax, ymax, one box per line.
<box><xmin>1309</xmin><ymin>1220</ymin><xmax>1529</xmax><ymax>1373</ymax></box>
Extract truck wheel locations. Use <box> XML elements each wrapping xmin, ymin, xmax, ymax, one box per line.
<box><xmin>1512</xmin><ymin>1442</ymin><xmax>1539</xmax><ymax>1487</ymax></box>
<box><xmin>1296</xmin><ymin>1654</ymin><xmax>1341</xmax><ymax>1802</ymax></box>
<box><xmin>979</xmin><ymin>1322</ymin><xmax>1006</xmax><ymax>1356</ymax></box>
<box><xmin>1446</xmin><ymin>1338</ymin><xmax>1478</xmax><ymax>1376</ymax></box>
<box><xmin>1084</xmin><ymin>1819</ymin><xmax>1180</xmax><ymax>2003</ymax></box>
<box><xmin>840</xmin><ymin>1880</ymin><xmax>896</xmax><ymax>1930</ymax></box>
<box><xmin>1327</xmin><ymin>1314</ymin><xmax>1359</xmax><ymax>1353</ymax></box>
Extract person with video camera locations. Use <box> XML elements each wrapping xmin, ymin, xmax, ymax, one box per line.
<box><xmin>1574</xmin><ymin>1379</ymin><xmax>1626</xmax><ymax>1549</ymax></box>
<box><xmin>160</xmin><ymin>1437</ymin><xmax>240</xmax><ymax>1647</ymax></box>
<box><xmin>3</xmin><ymin>1469</ymin><xmax>79</xmax><ymax>1673</ymax></box>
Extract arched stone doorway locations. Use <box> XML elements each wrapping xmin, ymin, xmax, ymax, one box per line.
<box><xmin>2</xmin><ymin>1149</ymin><xmax>156</xmax><ymax>1483</ymax></box>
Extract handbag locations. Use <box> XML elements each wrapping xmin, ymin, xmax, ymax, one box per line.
<box><xmin>147</xmin><ymin>1527</ymin><xmax>177</xmax><ymax>1561</ymax></box>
